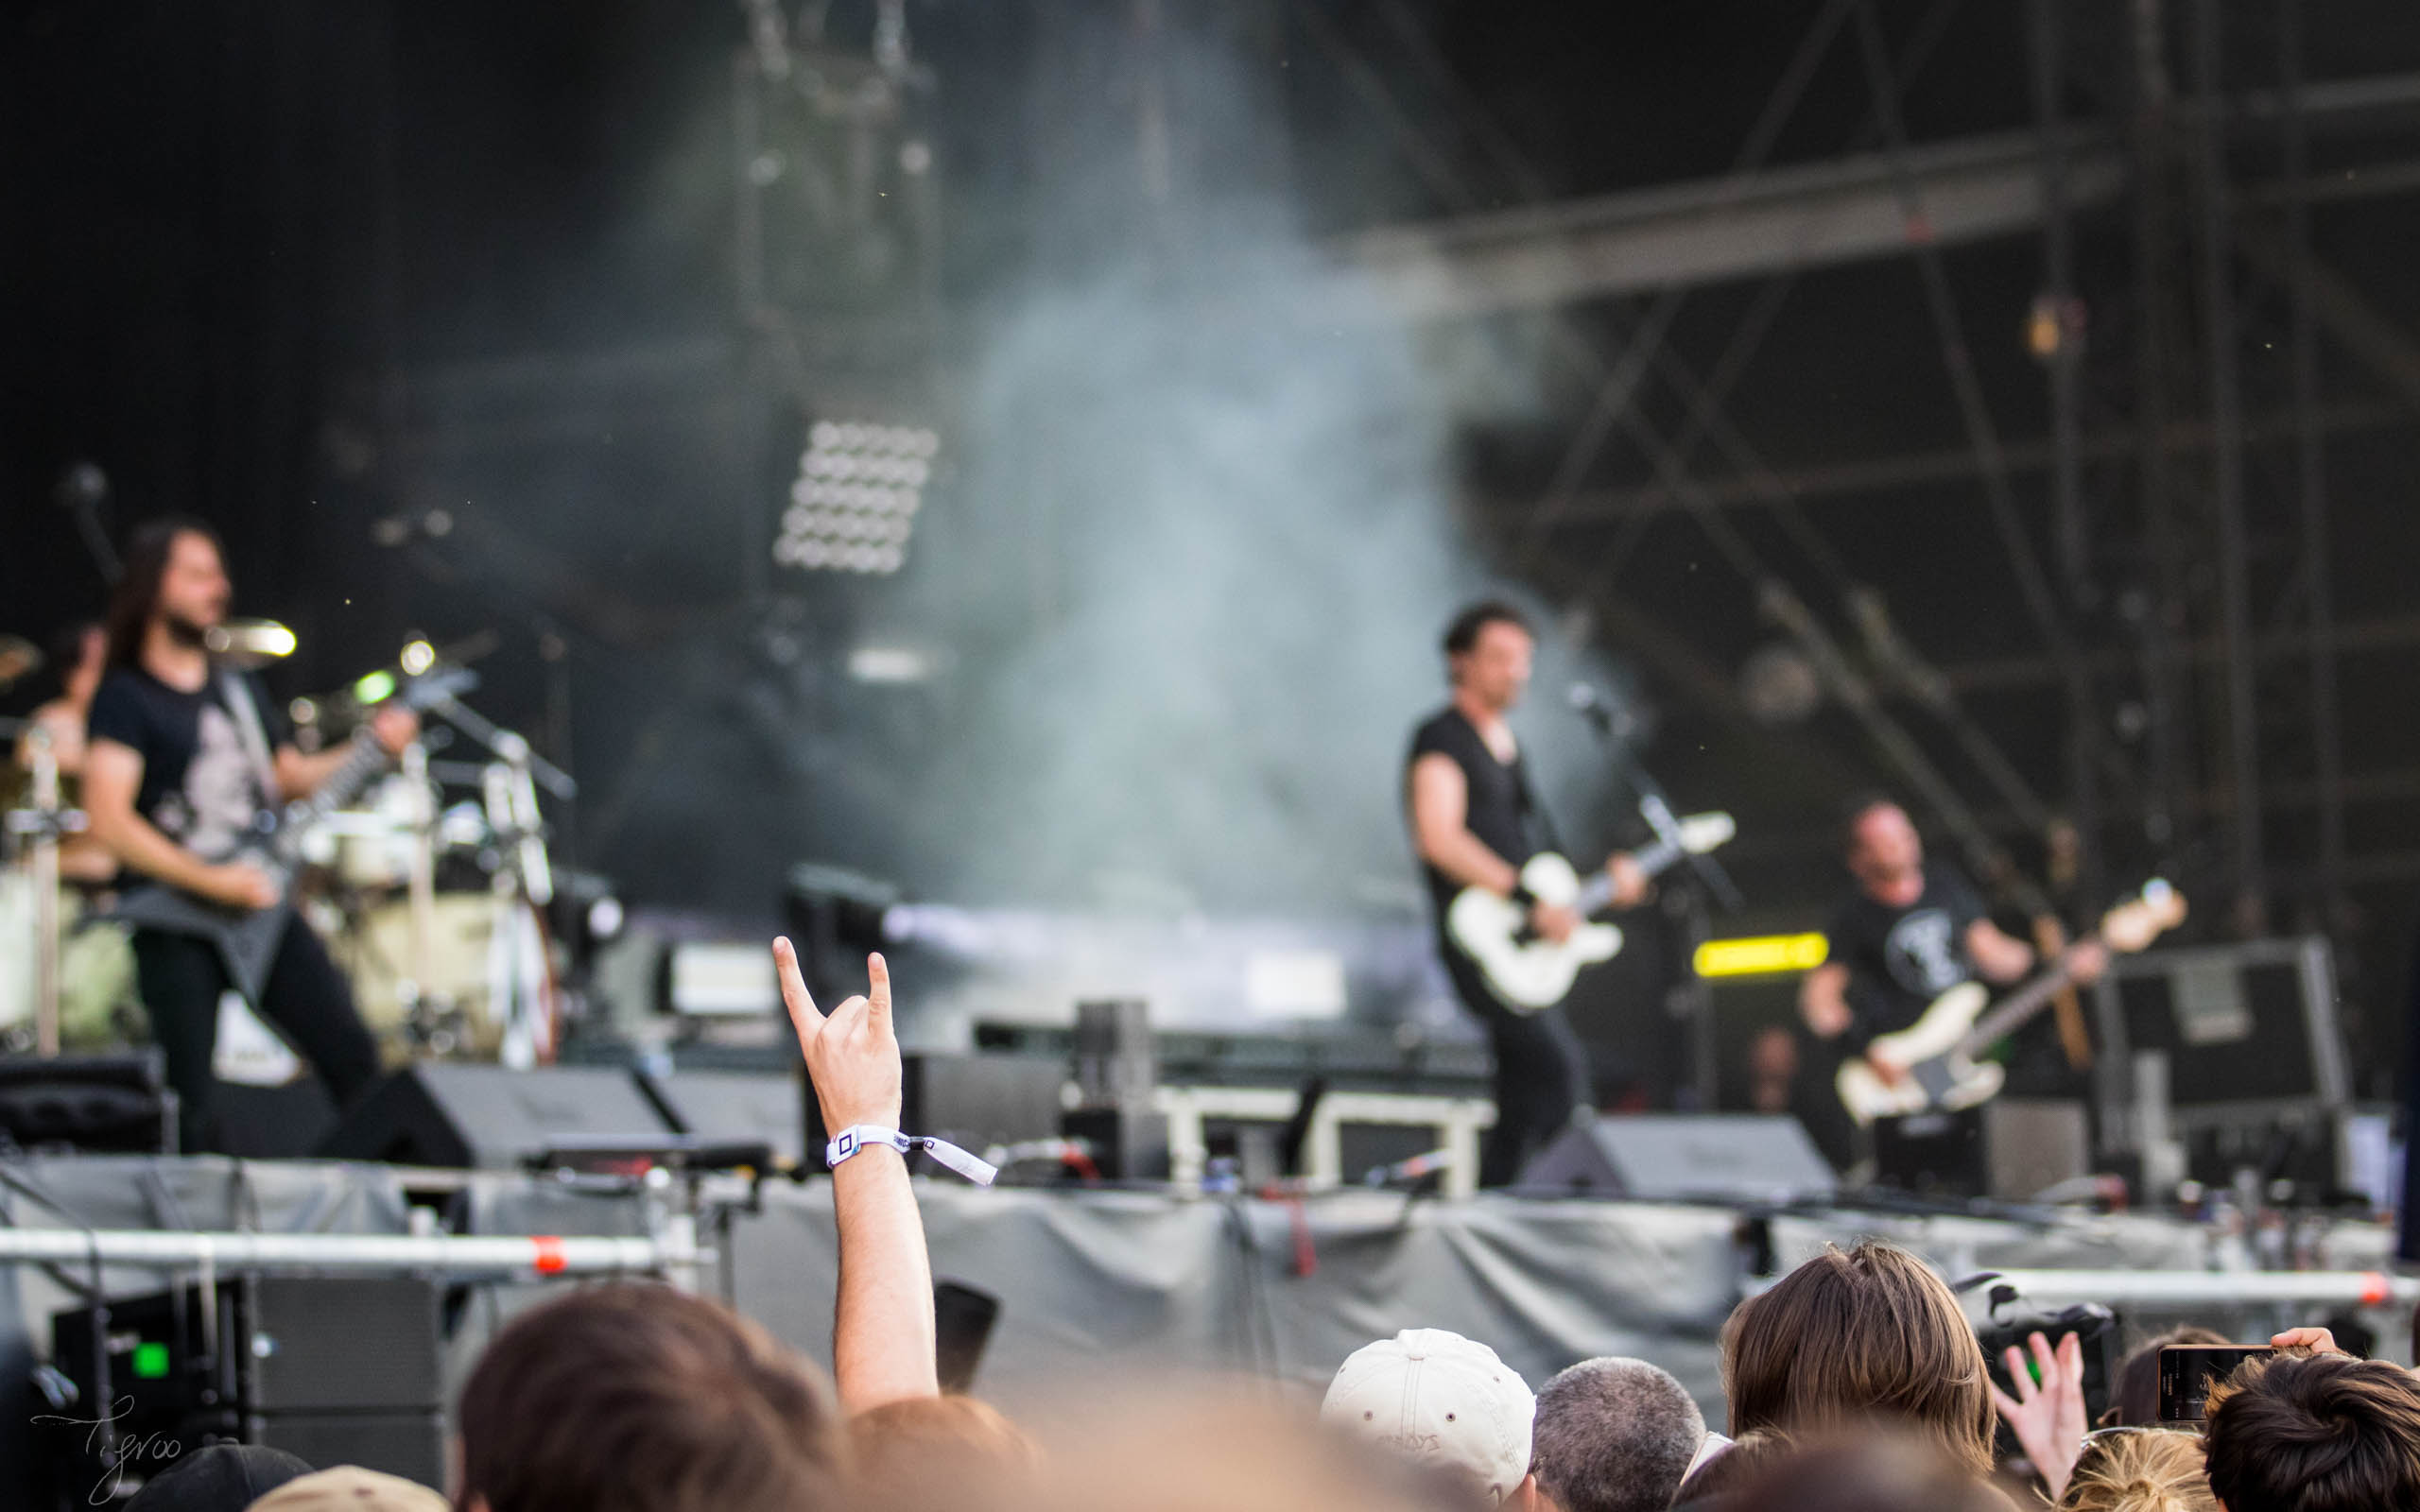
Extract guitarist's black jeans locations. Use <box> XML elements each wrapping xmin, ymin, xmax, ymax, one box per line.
<box><xmin>131</xmin><ymin>919</ymin><xmax>384</xmax><ymax>1153</ymax></box>
<box><xmin>1443</xmin><ymin>943</ymin><xmax>1593</xmax><ymax>1187</ymax></box>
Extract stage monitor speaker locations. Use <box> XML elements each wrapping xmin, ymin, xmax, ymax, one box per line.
<box><xmin>0</xmin><ymin>1051</ymin><xmax>176</xmax><ymax>1155</ymax></box>
<box><xmin>1516</xmin><ymin>1114</ymin><xmax>1838</xmax><ymax>1204</ymax></box>
<box><xmin>639</xmin><ymin>1069</ymin><xmax>804</xmax><ymax>1169</ymax></box>
<box><xmin>318</xmin><ymin>1064</ymin><xmax>673</xmax><ymax>1169</ymax></box>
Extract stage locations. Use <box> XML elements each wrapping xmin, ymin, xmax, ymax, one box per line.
<box><xmin>1</xmin><ymin>1153</ymin><xmax>2411</xmax><ymax>1494</ymax></box>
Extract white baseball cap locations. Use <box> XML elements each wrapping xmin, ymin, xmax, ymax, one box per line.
<box><xmin>1321</xmin><ymin>1328</ymin><xmax>1536</xmax><ymax>1503</ymax></box>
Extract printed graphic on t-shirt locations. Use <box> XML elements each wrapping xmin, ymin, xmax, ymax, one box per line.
<box><xmin>162</xmin><ymin>702</ymin><xmax>264</xmax><ymax>860</ymax></box>
<box><xmin>1882</xmin><ymin>908</ymin><xmax>1968</xmax><ymax>998</ymax></box>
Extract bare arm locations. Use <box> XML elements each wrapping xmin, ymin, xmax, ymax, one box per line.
<box><xmin>272</xmin><ymin>743</ymin><xmax>355</xmax><ymax>802</ymax></box>
<box><xmin>1407</xmin><ymin>752</ymin><xmax>1520</xmax><ymax>896</ymax></box>
<box><xmin>774</xmin><ymin>938</ymin><xmax>938</xmax><ymax>1413</ymax></box>
<box><xmin>1799</xmin><ymin>961</ymin><xmax>1853</xmax><ymax>1038</ymax></box>
<box><xmin>270</xmin><ymin>707</ymin><xmax>417</xmax><ymax>801</ymax></box>
<box><xmin>82</xmin><ymin>740</ymin><xmax>268</xmax><ymax>903</ymax></box>
<box><xmin>1964</xmin><ymin>919</ymin><xmax>2037</xmax><ymax>985</ymax></box>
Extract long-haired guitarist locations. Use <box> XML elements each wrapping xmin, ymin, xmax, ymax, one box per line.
<box><xmin>1799</xmin><ymin>797</ymin><xmax>2103</xmax><ymax>1176</ymax></box>
<box><xmin>80</xmin><ymin>519</ymin><xmax>414</xmax><ymax>1150</ymax></box>
<box><xmin>1406</xmin><ymin>601</ymin><xmax>1648</xmax><ymax>1187</ymax></box>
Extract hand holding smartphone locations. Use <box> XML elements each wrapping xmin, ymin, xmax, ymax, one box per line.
<box><xmin>2158</xmin><ymin>1345</ymin><xmax>2274</xmax><ymax>1422</ymax></box>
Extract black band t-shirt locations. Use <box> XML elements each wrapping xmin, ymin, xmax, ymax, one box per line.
<box><xmin>1407</xmin><ymin>705</ymin><xmax>1553</xmax><ymax>922</ymax></box>
<box><xmin>86</xmin><ymin>665</ymin><xmax>288</xmax><ymax>864</ymax></box>
<box><xmin>1824</xmin><ymin>861</ymin><xmax>1988</xmax><ymax>1050</ymax></box>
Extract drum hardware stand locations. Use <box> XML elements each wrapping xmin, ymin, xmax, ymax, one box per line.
<box><xmin>4</xmin><ymin>727</ymin><xmax>85</xmax><ymax>1057</ymax></box>
<box><xmin>392</xmin><ymin>737</ymin><xmax>458</xmax><ymax>1048</ymax></box>
<box><xmin>422</xmin><ymin>681</ymin><xmax>576</xmax><ymax>1069</ymax></box>
<box><xmin>480</xmin><ymin>732</ymin><xmax>556</xmax><ymax>1069</ymax></box>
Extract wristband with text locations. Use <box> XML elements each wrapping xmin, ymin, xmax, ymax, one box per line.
<box><xmin>824</xmin><ymin>1124</ymin><xmax>999</xmax><ymax>1186</ymax></box>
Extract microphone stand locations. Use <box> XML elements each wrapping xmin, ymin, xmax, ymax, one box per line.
<box><xmin>1573</xmin><ymin>690</ymin><xmax>1736</xmax><ymax>1112</ymax></box>
<box><xmin>1570</xmin><ymin>693</ymin><xmax>1744</xmax><ymax>911</ymax></box>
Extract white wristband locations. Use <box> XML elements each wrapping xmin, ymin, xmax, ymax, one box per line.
<box><xmin>825</xmin><ymin>1125</ymin><xmax>998</xmax><ymax>1186</ymax></box>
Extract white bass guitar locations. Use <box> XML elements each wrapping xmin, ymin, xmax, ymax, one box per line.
<box><xmin>1835</xmin><ymin>879</ymin><xmax>2187</xmax><ymax>1125</ymax></box>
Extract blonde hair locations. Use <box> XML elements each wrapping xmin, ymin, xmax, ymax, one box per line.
<box><xmin>2057</xmin><ymin>1430</ymin><xmax>2216</xmax><ymax>1512</ymax></box>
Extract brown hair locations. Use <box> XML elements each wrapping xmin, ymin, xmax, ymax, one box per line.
<box><xmin>105</xmin><ymin>517</ymin><xmax>220</xmax><ymax>670</ymax></box>
<box><xmin>2203</xmin><ymin>1351</ymin><xmax>2420</xmax><ymax>1512</ymax></box>
<box><xmin>1442</xmin><ymin>600</ymin><xmax>1532</xmax><ymax>658</ymax></box>
<box><xmin>1724</xmin><ymin>1433</ymin><xmax>2008</xmax><ymax>1512</ymax></box>
<box><xmin>2057</xmin><ymin>1430</ymin><xmax>2214</xmax><ymax>1512</ymax></box>
<box><xmin>851</xmin><ymin>1395</ymin><xmax>1041</xmax><ymax>1509</ymax></box>
<box><xmin>1670</xmin><ymin>1427</ymin><xmax>1793</xmax><ymax>1506</ymax></box>
<box><xmin>1718</xmin><ymin>1242</ymin><xmax>1994</xmax><ymax>1477</ymax></box>
<box><xmin>2101</xmin><ymin>1327</ymin><xmax>2226</xmax><ymax>1428</ymax></box>
<box><xmin>454</xmin><ymin>1283</ymin><xmax>845</xmax><ymax>1512</ymax></box>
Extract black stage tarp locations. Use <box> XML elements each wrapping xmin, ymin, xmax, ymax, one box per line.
<box><xmin>0</xmin><ymin>1156</ymin><xmax>2404</xmax><ymax>1487</ymax></box>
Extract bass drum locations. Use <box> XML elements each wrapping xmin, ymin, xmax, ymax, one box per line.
<box><xmin>0</xmin><ymin>874</ymin><xmax>143</xmax><ymax>1052</ymax></box>
<box><xmin>336</xmin><ymin>893</ymin><xmax>554</xmax><ymax>1064</ymax></box>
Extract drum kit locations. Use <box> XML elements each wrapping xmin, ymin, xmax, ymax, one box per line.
<box><xmin>1</xmin><ymin>628</ymin><xmax>575</xmax><ymax>1069</ymax></box>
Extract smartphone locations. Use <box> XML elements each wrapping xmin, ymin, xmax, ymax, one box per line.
<box><xmin>2158</xmin><ymin>1345</ymin><xmax>2274</xmax><ymax>1422</ymax></box>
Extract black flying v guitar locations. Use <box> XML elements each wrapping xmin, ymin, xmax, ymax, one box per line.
<box><xmin>109</xmin><ymin>666</ymin><xmax>475</xmax><ymax>1006</ymax></box>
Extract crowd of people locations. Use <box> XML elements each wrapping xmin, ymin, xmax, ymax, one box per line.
<box><xmin>117</xmin><ymin>939</ymin><xmax>2420</xmax><ymax>1512</ymax></box>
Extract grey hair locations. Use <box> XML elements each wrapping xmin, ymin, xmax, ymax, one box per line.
<box><xmin>1529</xmin><ymin>1357</ymin><xmax>1707</xmax><ymax>1512</ymax></box>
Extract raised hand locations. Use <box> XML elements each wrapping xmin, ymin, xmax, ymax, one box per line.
<box><xmin>774</xmin><ymin>938</ymin><xmax>904</xmax><ymax>1133</ymax></box>
<box><xmin>1991</xmin><ymin>1330</ymin><xmax>2087</xmax><ymax>1502</ymax></box>
<box><xmin>773</xmin><ymin>936</ymin><xmax>937</xmax><ymax>1411</ymax></box>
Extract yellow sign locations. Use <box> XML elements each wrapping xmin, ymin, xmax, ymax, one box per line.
<box><xmin>1693</xmin><ymin>933</ymin><xmax>1829</xmax><ymax>978</ymax></box>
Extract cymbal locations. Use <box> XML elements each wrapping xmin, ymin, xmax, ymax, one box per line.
<box><xmin>0</xmin><ymin>636</ymin><xmax>41</xmax><ymax>689</ymax></box>
<box><xmin>203</xmin><ymin>619</ymin><xmax>298</xmax><ymax>667</ymax></box>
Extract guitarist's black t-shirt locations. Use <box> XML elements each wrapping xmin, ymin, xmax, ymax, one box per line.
<box><xmin>1407</xmin><ymin>705</ymin><xmax>1553</xmax><ymax>923</ymax></box>
<box><xmin>1825</xmin><ymin>862</ymin><xmax>1988</xmax><ymax>1050</ymax></box>
<box><xmin>87</xmin><ymin>666</ymin><xmax>287</xmax><ymax>868</ymax></box>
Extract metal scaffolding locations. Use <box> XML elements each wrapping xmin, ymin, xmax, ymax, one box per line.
<box><xmin>1297</xmin><ymin>0</ymin><xmax>2418</xmax><ymax>1085</ymax></box>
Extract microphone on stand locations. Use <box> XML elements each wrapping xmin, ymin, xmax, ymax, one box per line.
<box><xmin>55</xmin><ymin>460</ymin><xmax>122</xmax><ymax>584</ymax></box>
<box><xmin>1566</xmin><ymin>681</ymin><xmax>1623</xmax><ymax>739</ymax></box>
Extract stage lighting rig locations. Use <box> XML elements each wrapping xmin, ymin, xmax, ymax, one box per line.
<box><xmin>771</xmin><ymin>419</ymin><xmax>939</xmax><ymax>576</ymax></box>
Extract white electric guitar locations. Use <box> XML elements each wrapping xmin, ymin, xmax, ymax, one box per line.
<box><xmin>1835</xmin><ymin>879</ymin><xmax>2187</xmax><ymax>1125</ymax></box>
<box><xmin>1446</xmin><ymin>811</ymin><xmax>1736</xmax><ymax>1013</ymax></box>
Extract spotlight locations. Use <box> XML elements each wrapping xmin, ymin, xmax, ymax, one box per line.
<box><xmin>400</xmin><ymin>639</ymin><xmax>438</xmax><ymax>677</ymax></box>
<box><xmin>773</xmin><ymin>417</ymin><xmax>937</xmax><ymax>576</ymax></box>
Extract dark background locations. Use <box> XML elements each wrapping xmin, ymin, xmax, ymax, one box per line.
<box><xmin>7</xmin><ymin>0</ymin><xmax>2418</xmax><ymax>1098</ymax></box>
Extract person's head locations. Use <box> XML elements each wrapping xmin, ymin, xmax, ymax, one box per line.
<box><xmin>1322</xmin><ymin>1329</ymin><xmax>1538</xmax><ymax>1505</ymax></box>
<box><xmin>1719</xmin><ymin>1241</ymin><xmax>1994</xmax><ymax>1478</ymax></box>
<box><xmin>2202</xmin><ymin>1351</ymin><xmax>2420</xmax><ymax>1512</ymax></box>
<box><xmin>1841</xmin><ymin>797</ymin><xmax>1924</xmax><ymax>898</ymax></box>
<box><xmin>107</xmin><ymin>518</ymin><xmax>230</xmax><ymax>668</ymax></box>
<box><xmin>453</xmin><ymin>1282</ymin><xmax>845</xmax><ymax>1512</ymax></box>
<box><xmin>1528</xmin><ymin>1356</ymin><xmax>1706</xmax><ymax>1512</ymax></box>
<box><xmin>1723</xmin><ymin>1434</ymin><xmax>2008</xmax><ymax>1512</ymax></box>
<box><xmin>1669</xmin><ymin>1427</ymin><xmax>1790</xmax><ymax>1508</ymax></box>
<box><xmin>1443</xmin><ymin>602</ymin><xmax>1534</xmax><ymax>715</ymax></box>
<box><xmin>2057</xmin><ymin>1429</ymin><xmax>2215</xmax><ymax>1512</ymax></box>
<box><xmin>249</xmin><ymin>1466</ymin><xmax>450</xmax><ymax>1512</ymax></box>
<box><xmin>2102</xmin><ymin>1328</ymin><xmax>2227</xmax><ymax>1428</ymax></box>
<box><xmin>850</xmin><ymin>1394</ymin><xmax>1041</xmax><ymax>1509</ymax></box>
<box><xmin>122</xmin><ymin>1444</ymin><xmax>314</xmax><ymax>1512</ymax></box>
